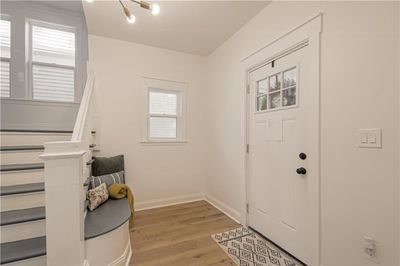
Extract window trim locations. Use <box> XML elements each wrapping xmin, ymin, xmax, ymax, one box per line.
<box><xmin>27</xmin><ymin>19</ymin><xmax>77</xmax><ymax>103</ymax></box>
<box><xmin>141</xmin><ymin>77</ymin><xmax>187</xmax><ymax>144</ymax></box>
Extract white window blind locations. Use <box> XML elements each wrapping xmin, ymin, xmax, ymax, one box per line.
<box><xmin>150</xmin><ymin>91</ymin><xmax>177</xmax><ymax>115</ymax></box>
<box><xmin>31</xmin><ymin>24</ymin><xmax>75</xmax><ymax>102</ymax></box>
<box><xmin>150</xmin><ymin>117</ymin><xmax>177</xmax><ymax>138</ymax></box>
<box><xmin>149</xmin><ymin>89</ymin><xmax>179</xmax><ymax>139</ymax></box>
<box><xmin>0</xmin><ymin>19</ymin><xmax>10</xmax><ymax>98</ymax></box>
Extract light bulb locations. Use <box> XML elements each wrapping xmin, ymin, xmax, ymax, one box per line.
<box><xmin>151</xmin><ymin>3</ymin><xmax>160</xmax><ymax>15</ymax></box>
<box><xmin>126</xmin><ymin>14</ymin><xmax>136</xmax><ymax>24</ymax></box>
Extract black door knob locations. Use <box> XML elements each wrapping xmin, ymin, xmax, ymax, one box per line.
<box><xmin>299</xmin><ymin>153</ymin><xmax>307</xmax><ymax>160</ymax></box>
<box><xmin>296</xmin><ymin>167</ymin><xmax>307</xmax><ymax>175</ymax></box>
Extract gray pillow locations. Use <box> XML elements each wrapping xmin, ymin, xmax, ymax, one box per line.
<box><xmin>92</xmin><ymin>155</ymin><xmax>124</xmax><ymax>176</ymax></box>
<box><xmin>89</xmin><ymin>170</ymin><xmax>125</xmax><ymax>189</ymax></box>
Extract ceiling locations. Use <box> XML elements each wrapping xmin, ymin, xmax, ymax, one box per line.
<box><xmin>83</xmin><ymin>1</ymin><xmax>269</xmax><ymax>56</ymax></box>
<box><xmin>33</xmin><ymin>1</ymin><xmax>85</xmax><ymax>13</ymax></box>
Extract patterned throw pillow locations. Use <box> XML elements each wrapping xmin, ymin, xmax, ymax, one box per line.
<box><xmin>87</xmin><ymin>183</ymin><xmax>109</xmax><ymax>211</ymax></box>
<box><xmin>89</xmin><ymin>170</ymin><xmax>125</xmax><ymax>189</ymax></box>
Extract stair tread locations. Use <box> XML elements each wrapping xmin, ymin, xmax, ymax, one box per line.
<box><xmin>0</xmin><ymin>145</ymin><xmax>44</xmax><ymax>152</ymax></box>
<box><xmin>0</xmin><ymin>183</ymin><xmax>44</xmax><ymax>196</ymax></box>
<box><xmin>1</xmin><ymin>207</ymin><xmax>45</xmax><ymax>226</ymax></box>
<box><xmin>0</xmin><ymin>163</ymin><xmax>44</xmax><ymax>172</ymax></box>
<box><xmin>0</xmin><ymin>236</ymin><xmax>46</xmax><ymax>264</ymax></box>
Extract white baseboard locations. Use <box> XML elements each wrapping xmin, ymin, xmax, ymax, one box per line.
<box><xmin>135</xmin><ymin>192</ymin><xmax>242</xmax><ymax>225</ymax></box>
<box><xmin>135</xmin><ymin>193</ymin><xmax>204</xmax><ymax>211</ymax></box>
<box><xmin>135</xmin><ymin>193</ymin><xmax>241</xmax><ymax>224</ymax></box>
<box><xmin>204</xmin><ymin>193</ymin><xmax>241</xmax><ymax>224</ymax></box>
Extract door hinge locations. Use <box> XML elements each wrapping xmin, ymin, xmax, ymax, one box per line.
<box><xmin>246</xmin><ymin>144</ymin><xmax>250</xmax><ymax>153</ymax></box>
<box><xmin>246</xmin><ymin>84</ymin><xmax>250</xmax><ymax>94</ymax></box>
<box><xmin>246</xmin><ymin>203</ymin><xmax>250</xmax><ymax>213</ymax></box>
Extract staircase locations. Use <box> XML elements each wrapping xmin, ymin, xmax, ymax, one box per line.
<box><xmin>0</xmin><ymin>130</ymin><xmax>72</xmax><ymax>265</ymax></box>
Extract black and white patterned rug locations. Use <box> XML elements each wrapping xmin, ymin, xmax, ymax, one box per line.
<box><xmin>212</xmin><ymin>227</ymin><xmax>305</xmax><ymax>266</ymax></box>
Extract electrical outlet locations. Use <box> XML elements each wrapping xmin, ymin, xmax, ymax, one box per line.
<box><xmin>363</xmin><ymin>236</ymin><xmax>379</xmax><ymax>263</ymax></box>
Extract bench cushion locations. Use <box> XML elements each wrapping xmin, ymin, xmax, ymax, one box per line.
<box><xmin>85</xmin><ymin>198</ymin><xmax>131</xmax><ymax>240</ymax></box>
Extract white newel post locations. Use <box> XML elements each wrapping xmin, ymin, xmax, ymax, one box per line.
<box><xmin>40</xmin><ymin>141</ymin><xmax>86</xmax><ymax>266</ymax></box>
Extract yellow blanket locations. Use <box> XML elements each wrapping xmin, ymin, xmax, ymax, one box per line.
<box><xmin>108</xmin><ymin>183</ymin><xmax>135</xmax><ymax>228</ymax></box>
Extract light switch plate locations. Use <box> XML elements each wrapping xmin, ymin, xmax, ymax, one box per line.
<box><xmin>358</xmin><ymin>129</ymin><xmax>382</xmax><ymax>148</ymax></box>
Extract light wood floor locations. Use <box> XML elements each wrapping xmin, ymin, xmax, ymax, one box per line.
<box><xmin>129</xmin><ymin>200</ymin><xmax>240</xmax><ymax>266</ymax></box>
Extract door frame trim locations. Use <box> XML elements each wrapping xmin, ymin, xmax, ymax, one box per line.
<box><xmin>241</xmin><ymin>14</ymin><xmax>322</xmax><ymax>266</ymax></box>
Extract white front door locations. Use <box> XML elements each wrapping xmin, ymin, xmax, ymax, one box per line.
<box><xmin>247</xmin><ymin>45</ymin><xmax>313</xmax><ymax>264</ymax></box>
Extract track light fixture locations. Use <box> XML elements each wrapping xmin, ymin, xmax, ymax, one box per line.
<box><xmin>87</xmin><ymin>0</ymin><xmax>160</xmax><ymax>24</ymax></box>
<box><xmin>119</xmin><ymin>0</ymin><xmax>136</xmax><ymax>24</ymax></box>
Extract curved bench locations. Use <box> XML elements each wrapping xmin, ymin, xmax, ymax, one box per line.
<box><xmin>85</xmin><ymin>198</ymin><xmax>130</xmax><ymax>240</ymax></box>
<box><xmin>84</xmin><ymin>198</ymin><xmax>132</xmax><ymax>265</ymax></box>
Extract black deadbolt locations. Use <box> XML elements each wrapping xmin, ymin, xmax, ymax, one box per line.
<box><xmin>296</xmin><ymin>167</ymin><xmax>307</xmax><ymax>175</ymax></box>
<box><xmin>299</xmin><ymin>153</ymin><xmax>307</xmax><ymax>160</ymax></box>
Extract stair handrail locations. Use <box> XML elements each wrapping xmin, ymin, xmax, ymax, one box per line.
<box><xmin>72</xmin><ymin>70</ymin><xmax>95</xmax><ymax>142</ymax></box>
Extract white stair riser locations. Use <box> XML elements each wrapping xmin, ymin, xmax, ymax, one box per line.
<box><xmin>1</xmin><ymin>151</ymin><xmax>43</xmax><ymax>165</ymax></box>
<box><xmin>3</xmin><ymin>255</ymin><xmax>46</xmax><ymax>266</ymax></box>
<box><xmin>1</xmin><ymin>220</ymin><xmax>45</xmax><ymax>243</ymax></box>
<box><xmin>1</xmin><ymin>170</ymin><xmax>44</xmax><ymax>186</ymax></box>
<box><xmin>1</xmin><ymin>193</ymin><xmax>45</xmax><ymax>211</ymax></box>
<box><xmin>1</xmin><ymin>132</ymin><xmax>71</xmax><ymax>146</ymax></box>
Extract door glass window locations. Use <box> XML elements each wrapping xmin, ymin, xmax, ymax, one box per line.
<box><xmin>256</xmin><ymin>78</ymin><xmax>268</xmax><ymax>111</ymax></box>
<box><xmin>282</xmin><ymin>87</ymin><xmax>296</xmax><ymax>107</ymax></box>
<box><xmin>283</xmin><ymin>68</ymin><xmax>296</xmax><ymax>88</ymax></box>
<box><xmin>255</xmin><ymin>66</ymin><xmax>297</xmax><ymax>112</ymax></box>
<box><xmin>268</xmin><ymin>73</ymin><xmax>281</xmax><ymax>110</ymax></box>
<box><xmin>282</xmin><ymin>67</ymin><xmax>297</xmax><ymax>107</ymax></box>
<box><xmin>269</xmin><ymin>91</ymin><xmax>281</xmax><ymax>109</ymax></box>
<box><xmin>269</xmin><ymin>74</ymin><xmax>281</xmax><ymax>92</ymax></box>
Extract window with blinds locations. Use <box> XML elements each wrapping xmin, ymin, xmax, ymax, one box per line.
<box><xmin>31</xmin><ymin>23</ymin><xmax>75</xmax><ymax>102</ymax></box>
<box><xmin>148</xmin><ymin>89</ymin><xmax>179</xmax><ymax>139</ymax></box>
<box><xmin>0</xmin><ymin>18</ymin><xmax>11</xmax><ymax>98</ymax></box>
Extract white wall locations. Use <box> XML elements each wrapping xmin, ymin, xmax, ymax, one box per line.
<box><xmin>205</xmin><ymin>2</ymin><xmax>399</xmax><ymax>266</ymax></box>
<box><xmin>87</xmin><ymin>2</ymin><xmax>399</xmax><ymax>265</ymax></box>
<box><xmin>88</xmin><ymin>35</ymin><xmax>207</xmax><ymax>209</ymax></box>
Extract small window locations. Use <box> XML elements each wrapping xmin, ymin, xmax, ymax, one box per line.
<box><xmin>0</xmin><ymin>17</ymin><xmax>11</xmax><ymax>98</ymax></box>
<box><xmin>256</xmin><ymin>66</ymin><xmax>297</xmax><ymax>112</ymax></box>
<box><xmin>30</xmin><ymin>22</ymin><xmax>75</xmax><ymax>102</ymax></box>
<box><xmin>143</xmin><ymin>78</ymin><xmax>187</xmax><ymax>142</ymax></box>
<box><xmin>149</xmin><ymin>89</ymin><xmax>179</xmax><ymax>139</ymax></box>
